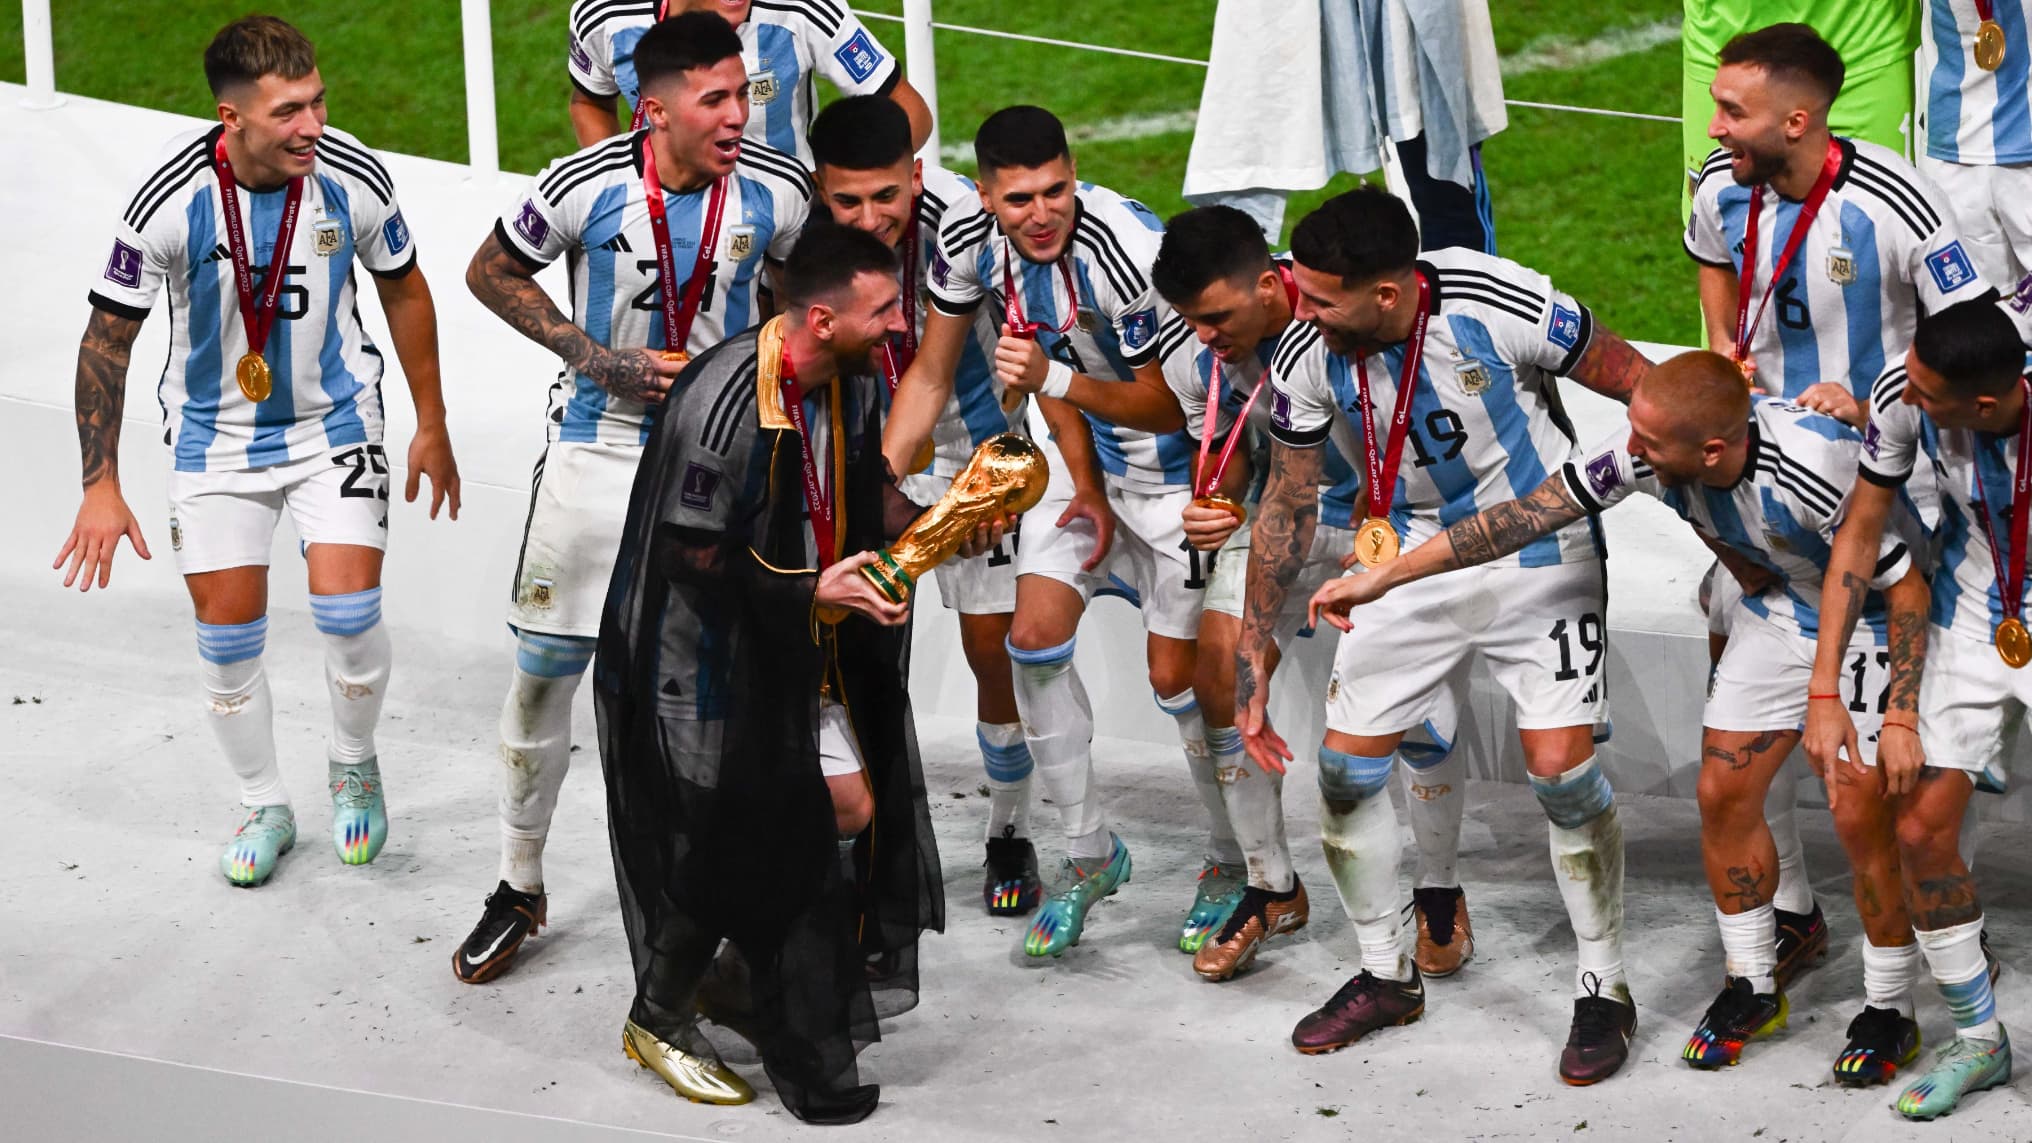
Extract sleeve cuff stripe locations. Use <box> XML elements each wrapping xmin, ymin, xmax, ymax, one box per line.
<box><xmin>87</xmin><ymin>291</ymin><xmax>150</xmax><ymax>322</ymax></box>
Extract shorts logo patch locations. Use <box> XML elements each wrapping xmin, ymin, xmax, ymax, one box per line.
<box><xmin>169</xmin><ymin>515</ymin><xmax>183</xmax><ymax>551</ymax></box>
<box><xmin>105</xmin><ymin>239</ymin><xmax>143</xmax><ymax>289</ymax></box>
<box><xmin>680</xmin><ymin>462</ymin><xmax>722</xmax><ymax>510</ymax></box>
<box><xmin>833</xmin><ymin>30</ymin><xmax>886</xmax><ymax>84</ymax></box>
<box><xmin>567</xmin><ymin>36</ymin><xmax>594</xmax><ymax>74</ymax></box>
<box><xmin>1927</xmin><ymin>241</ymin><xmax>1978</xmax><ymax>294</ymax></box>
<box><xmin>747</xmin><ymin>70</ymin><xmax>778</xmax><ymax>105</ymax></box>
<box><xmin>528</xmin><ymin>577</ymin><xmax>553</xmax><ymax>609</ymax></box>
<box><xmin>1547</xmin><ymin>302</ymin><xmax>1582</xmax><ymax>350</ymax></box>
<box><xmin>1585</xmin><ymin>451</ymin><xmax>1623</xmax><ymax>498</ymax></box>
<box><xmin>1122</xmin><ymin>309</ymin><xmax>1155</xmax><ymax>349</ymax></box>
<box><xmin>313</xmin><ymin>218</ymin><xmax>344</xmax><ymax>257</ymax></box>
<box><xmin>382</xmin><ymin>209</ymin><xmax>410</xmax><ymax>254</ymax></box>
<box><xmin>513</xmin><ymin>199</ymin><xmax>550</xmax><ymax>248</ymax></box>
<box><xmin>726</xmin><ymin>224</ymin><xmax>756</xmax><ymax>261</ymax></box>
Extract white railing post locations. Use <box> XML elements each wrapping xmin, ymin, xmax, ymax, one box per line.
<box><xmin>21</xmin><ymin>0</ymin><xmax>63</xmax><ymax>109</ymax></box>
<box><xmin>460</xmin><ymin>0</ymin><xmax>500</xmax><ymax>180</ymax></box>
<box><xmin>901</xmin><ymin>0</ymin><xmax>940</xmax><ymax>159</ymax></box>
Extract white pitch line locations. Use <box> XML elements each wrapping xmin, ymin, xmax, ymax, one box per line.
<box><xmin>936</xmin><ymin>16</ymin><xmax>1684</xmax><ymax>165</ymax></box>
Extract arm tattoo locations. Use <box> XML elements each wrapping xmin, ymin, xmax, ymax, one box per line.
<box><xmin>1442</xmin><ymin>476</ymin><xmax>1585</xmax><ymax>570</ymax></box>
<box><xmin>1831</xmin><ymin>570</ymin><xmax>1869</xmax><ymax>653</ymax></box>
<box><xmin>466</xmin><ymin>233</ymin><xmax>666</xmax><ymax>404</ymax></box>
<box><xmin>1886</xmin><ymin>604</ymin><xmax>1928</xmax><ymax>715</ymax></box>
<box><xmin>1235</xmin><ymin>440</ymin><xmax>1323</xmax><ymax>708</ymax></box>
<box><xmin>75</xmin><ymin>309</ymin><xmax>142</xmax><ymax>488</ymax></box>
<box><xmin>1567</xmin><ymin>329</ymin><xmax>1651</xmax><ymax>404</ymax></box>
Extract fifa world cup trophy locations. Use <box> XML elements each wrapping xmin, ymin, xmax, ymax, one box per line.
<box><xmin>862</xmin><ymin>433</ymin><xmax>1048</xmax><ymax>603</ymax></box>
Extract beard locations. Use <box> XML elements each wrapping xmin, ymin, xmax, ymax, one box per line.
<box><xmin>1730</xmin><ymin>144</ymin><xmax>1787</xmax><ymax>187</ymax></box>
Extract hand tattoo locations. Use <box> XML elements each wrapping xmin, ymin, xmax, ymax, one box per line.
<box><xmin>75</xmin><ymin>309</ymin><xmax>142</xmax><ymax>487</ymax></box>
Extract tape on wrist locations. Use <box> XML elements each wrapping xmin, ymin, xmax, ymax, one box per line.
<box><xmin>1040</xmin><ymin>360</ymin><xmax>1074</xmax><ymax>399</ymax></box>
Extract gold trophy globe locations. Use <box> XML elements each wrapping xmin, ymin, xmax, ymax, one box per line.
<box><xmin>863</xmin><ymin>433</ymin><xmax>1048</xmax><ymax>604</ymax></box>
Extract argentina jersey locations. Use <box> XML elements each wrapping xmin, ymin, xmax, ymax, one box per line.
<box><xmin>910</xmin><ymin>165</ymin><xmax>1017</xmax><ymax>477</ymax></box>
<box><xmin>567</xmin><ymin>0</ymin><xmax>900</xmax><ymax>167</ymax></box>
<box><xmin>1927</xmin><ymin>0</ymin><xmax>2032</xmax><ymax>165</ymax></box>
<box><xmin>928</xmin><ymin>181</ymin><xmax>1192</xmax><ymax>492</ymax></box>
<box><xmin>1863</xmin><ymin>362</ymin><xmax>2030</xmax><ymax>645</ymax></box>
<box><xmin>1565</xmin><ymin>397</ymin><xmax>1913</xmax><ymax>640</ymax></box>
<box><xmin>89</xmin><ymin>125</ymin><xmax>415</xmax><ymax>474</ymax></box>
<box><xmin>1157</xmin><ymin>308</ymin><xmax>1362</xmax><ymax>528</ymax></box>
<box><xmin>1267</xmin><ymin>248</ymin><xmax>1600</xmax><ymax>568</ymax></box>
<box><xmin>1686</xmin><ymin>137</ymin><xmax>1991</xmax><ymax>402</ymax></box>
<box><xmin>495</xmin><ymin>130</ymin><xmax>811</xmax><ymax>446</ymax></box>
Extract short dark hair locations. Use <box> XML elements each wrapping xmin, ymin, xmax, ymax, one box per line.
<box><xmin>633</xmin><ymin>10</ymin><xmax>744</xmax><ymax>96</ymax></box>
<box><xmin>1290</xmin><ymin>185</ymin><xmax>1419</xmax><ymax>285</ymax></box>
<box><xmin>1717</xmin><ymin>22</ymin><xmax>1846</xmax><ymax>107</ymax></box>
<box><xmin>1913</xmin><ymin>300</ymin><xmax>2026</xmax><ymax>399</ymax></box>
<box><xmin>203</xmin><ymin>15</ymin><xmax>317</xmax><ymax>97</ymax></box>
<box><xmin>973</xmin><ymin>106</ymin><xmax>1070</xmax><ymax>175</ymax></box>
<box><xmin>808</xmin><ymin>96</ymin><xmax>913</xmax><ymax>172</ymax></box>
<box><xmin>783</xmin><ymin>222</ymin><xmax>900</xmax><ymax>311</ymax></box>
<box><xmin>1151</xmin><ymin>206</ymin><xmax>1274</xmax><ymax>306</ymax></box>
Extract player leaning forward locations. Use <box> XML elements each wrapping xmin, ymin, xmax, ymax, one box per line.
<box><xmin>1242</xmin><ymin>186</ymin><xmax>1652</xmax><ymax>1083</ymax></box>
<box><xmin>453</xmin><ymin>12</ymin><xmax>810</xmax><ymax>983</ymax></box>
<box><xmin>57</xmin><ymin>16</ymin><xmax>460</xmax><ymax>886</ymax></box>
<box><xmin>1805</xmin><ymin>299</ymin><xmax>2030</xmax><ymax>1120</ymax></box>
<box><xmin>1311</xmin><ymin>351</ymin><xmax>1934</xmax><ymax>1087</ymax></box>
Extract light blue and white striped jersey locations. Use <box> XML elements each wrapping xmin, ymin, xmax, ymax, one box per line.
<box><xmin>1927</xmin><ymin>0</ymin><xmax>2032</xmax><ymax>165</ymax></box>
<box><xmin>906</xmin><ymin>165</ymin><xmax>1020</xmax><ymax>479</ymax></box>
<box><xmin>927</xmin><ymin>180</ymin><xmax>1189</xmax><ymax>491</ymax></box>
<box><xmin>568</xmin><ymin>0</ymin><xmax>899</xmax><ymax>167</ymax></box>
<box><xmin>1686</xmin><ymin>137</ymin><xmax>1990</xmax><ymax>402</ymax></box>
<box><xmin>1863</xmin><ymin>361</ymin><xmax>2032</xmax><ymax>645</ymax></box>
<box><xmin>496</xmin><ymin>130</ymin><xmax>810</xmax><ymax>446</ymax></box>
<box><xmin>1566</xmin><ymin>398</ymin><xmax>1913</xmax><ymax>640</ymax></box>
<box><xmin>89</xmin><ymin>125</ymin><xmax>415</xmax><ymax>474</ymax></box>
<box><xmin>1266</xmin><ymin>248</ymin><xmax>1600</xmax><ymax>568</ymax></box>
<box><xmin>1157</xmin><ymin>293</ymin><xmax>1362</xmax><ymax>527</ymax></box>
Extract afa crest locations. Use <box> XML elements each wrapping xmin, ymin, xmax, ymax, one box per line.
<box><xmin>313</xmin><ymin>218</ymin><xmax>344</xmax><ymax>257</ymax></box>
<box><xmin>747</xmin><ymin>70</ymin><xmax>778</xmax><ymax>105</ymax></box>
<box><xmin>726</xmin><ymin>224</ymin><xmax>756</xmax><ymax>261</ymax></box>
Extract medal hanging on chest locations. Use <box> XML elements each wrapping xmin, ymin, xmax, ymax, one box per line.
<box><xmin>1351</xmin><ymin>273</ymin><xmax>1432</xmax><ymax>569</ymax></box>
<box><xmin>641</xmin><ymin>135</ymin><xmax>728</xmax><ymax>366</ymax></box>
<box><xmin>1976</xmin><ymin>0</ymin><xmax>2007</xmax><ymax>71</ymax></box>
<box><xmin>213</xmin><ymin>136</ymin><xmax>305</xmax><ymax>404</ymax></box>
<box><xmin>1975</xmin><ymin>376</ymin><xmax>2032</xmax><ymax>668</ymax></box>
<box><xmin>1732</xmin><ymin>139</ymin><xmax>1843</xmax><ymax>383</ymax></box>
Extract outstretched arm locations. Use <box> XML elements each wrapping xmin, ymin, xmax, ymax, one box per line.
<box><xmin>1233</xmin><ymin>438</ymin><xmax>1323</xmax><ymax>772</ymax></box>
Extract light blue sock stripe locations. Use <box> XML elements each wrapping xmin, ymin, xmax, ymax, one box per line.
<box><xmin>1942</xmin><ymin>972</ymin><xmax>1999</xmax><ymax>1029</ymax></box>
<box><xmin>196</xmin><ymin>617</ymin><xmax>268</xmax><ymax>665</ymax></box>
<box><xmin>515</xmin><ymin>630</ymin><xmax>596</xmax><ymax>679</ymax></box>
<box><xmin>977</xmin><ymin>730</ymin><xmax>1034</xmax><ymax>782</ymax></box>
<box><xmin>1154</xmin><ymin>689</ymin><xmax>1198</xmax><ymax>717</ymax></box>
<box><xmin>1528</xmin><ymin>758</ymin><xmax>1615</xmax><ymax>829</ymax></box>
<box><xmin>1004</xmin><ymin>635</ymin><xmax>1075</xmax><ymax>667</ymax></box>
<box><xmin>309</xmin><ymin>587</ymin><xmax>383</xmax><ymax>637</ymax></box>
<box><xmin>1206</xmin><ymin>725</ymin><xmax>1244</xmax><ymax>755</ymax></box>
<box><xmin>1318</xmin><ymin>747</ymin><xmax>1394</xmax><ymax>801</ymax></box>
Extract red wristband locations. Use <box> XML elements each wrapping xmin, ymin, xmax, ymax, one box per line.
<box><xmin>1883</xmin><ymin>718</ymin><xmax>1919</xmax><ymax>733</ymax></box>
<box><xmin>1807</xmin><ymin>693</ymin><xmax>1842</xmax><ymax>701</ymax></box>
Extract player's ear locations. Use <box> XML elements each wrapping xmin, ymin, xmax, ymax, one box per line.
<box><xmin>910</xmin><ymin>157</ymin><xmax>924</xmax><ymax>198</ymax></box>
<box><xmin>808</xmin><ymin>300</ymin><xmax>837</xmax><ymax>341</ymax></box>
<box><xmin>639</xmin><ymin>94</ymin><xmax>666</xmax><ymax>131</ymax></box>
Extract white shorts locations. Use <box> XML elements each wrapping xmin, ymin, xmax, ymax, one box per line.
<box><xmin>1203</xmin><ymin>520</ymin><xmax>1355</xmax><ymax>648</ymax></box>
<box><xmin>1919</xmin><ymin>623</ymin><xmax>2032</xmax><ymax>777</ymax></box>
<box><xmin>1325</xmin><ymin>558</ymin><xmax>1608</xmax><ymax>737</ymax></box>
<box><xmin>905</xmin><ymin>469</ymin><xmax>1019</xmax><ymax>615</ymax></box>
<box><xmin>1705</xmin><ymin>604</ymin><xmax>1886</xmax><ymax>767</ymax></box>
<box><xmin>818</xmin><ymin>700</ymin><xmax>866</xmax><ymax>778</ymax></box>
<box><xmin>508</xmin><ymin>440</ymin><xmax>640</xmax><ymax>639</ymax></box>
<box><xmin>165</xmin><ymin>445</ymin><xmax>391</xmax><ymax>575</ymax></box>
<box><xmin>1917</xmin><ymin>155</ymin><xmax>2032</xmax><ymax>287</ymax></box>
<box><xmin>1017</xmin><ymin>463</ymin><xmax>1204</xmax><ymax>642</ymax></box>
<box><xmin>1707</xmin><ymin>564</ymin><xmax>1741</xmax><ymax>638</ymax></box>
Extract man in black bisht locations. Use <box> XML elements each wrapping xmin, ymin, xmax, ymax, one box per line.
<box><xmin>593</xmin><ymin>223</ymin><xmax>943</xmax><ymax>1125</ymax></box>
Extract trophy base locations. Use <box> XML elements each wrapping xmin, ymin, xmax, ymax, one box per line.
<box><xmin>859</xmin><ymin>549</ymin><xmax>917</xmax><ymax>604</ymax></box>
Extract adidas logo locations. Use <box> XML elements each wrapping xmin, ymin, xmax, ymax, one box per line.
<box><xmin>599</xmin><ymin>233</ymin><xmax>634</xmax><ymax>253</ymax></box>
<box><xmin>201</xmin><ymin>243</ymin><xmax>231</xmax><ymax>264</ymax></box>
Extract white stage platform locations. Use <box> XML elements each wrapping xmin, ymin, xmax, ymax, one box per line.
<box><xmin>4</xmin><ymin>86</ymin><xmax>2030</xmax><ymax>1138</ymax></box>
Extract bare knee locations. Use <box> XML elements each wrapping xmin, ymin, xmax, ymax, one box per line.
<box><xmin>1695</xmin><ymin>762</ymin><xmax>1761</xmax><ymax>831</ymax></box>
<box><xmin>830</xmin><ymin>774</ymin><xmax>873</xmax><ymax>838</ymax></box>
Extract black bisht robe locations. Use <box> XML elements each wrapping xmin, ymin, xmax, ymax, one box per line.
<box><xmin>593</xmin><ymin>318</ymin><xmax>943</xmax><ymax>1123</ymax></box>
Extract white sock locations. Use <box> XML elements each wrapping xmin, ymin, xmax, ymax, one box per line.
<box><xmin>1159</xmin><ymin>689</ymin><xmax>1240</xmax><ymax>866</ymax></box>
<box><xmin>1918</xmin><ymin>917</ymin><xmax>2002</xmax><ymax>1043</ymax></box>
<box><xmin>977</xmin><ymin>721</ymin><xmax>1034</xmax><ymax>840</ymax></box>
<box><xmin>1209</xmin><ymin>724</ymin><xmax>1292</xmax><ymax>891</ymax></box>
<box><xmin>497</xmin><ymin>631</ymin><xmax>592</xmax><ymax>893</ymax></box>
<box><xmin>1863</xmin><ymin>938</ymin><xmax>1922</xmax><ymax>1018</ymax></box>
<box><xmin>311</xmin><ymin>589</ymin><xmax>391</xmax><ymax>766</ymax></box>
<box><xmin>196</xmin><ymin>618</ymin><xmax>286</xmax><ymax>807</ymax></box>
<box><xmin>1716</xmin><ymin>903</ymin><xmax>1778</xmax><ymax>994</ymax></box>
<box><xmin>1007</xmin><ymin>636</ymin><xmax>1109</xmax><ymax>860</ymax></box>
<box><xmin>1318</xmin><ymin>747</ymin><xmax>1409</xmax><ymax>980</ymax></box>
<box><xmin>1530</xmin><ymin>756</ymin><xmax>1628</xmax><ymax>1000</ymax></box>
<box><xmin>1764</xmin><ymin>765</ymin><xmax>1815</xmax><ymax>914</ymax></box>
<box><xmin>1399</xmin><ymin>723</ymin><xmax>1465</xmax><ymax>890</ymax></box>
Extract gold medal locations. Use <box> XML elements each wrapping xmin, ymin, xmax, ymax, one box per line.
<box><xmin>1353</xmin><ymin>516</ymin><xmax>1400</xmax><ymax>568</ymax></box>
<box><xmin>1998</xmin><ymin>617</ymin><xmax>2031</xmax><ymax>669</ymax></box>
<box><xmin>910</xmin><ymin>438</ymin><xmax>937</xmax><ymax>474</ymax></box>
<box><xmin>1192</xmin><ymin>495</ymin><xmax>1246</xmax><ymax>524</ymax></box>
<box><xmin>1977</xmin><ymin>19</ymin><xmax>2006</xmax><ymax>71</ymax></box>
<box><xmin>661</xmin><ymin>349</ymin><xmax>689</xmax><ymax>365</ymax></box>
<box><xmin>236</xmin><ymin>352</ymin><xmax>272</xmax><ymax>403</ymax></box>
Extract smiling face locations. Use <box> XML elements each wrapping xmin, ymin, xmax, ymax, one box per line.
<box><xmin>1172</xmin><ymin>268</ymin><xmax>1285</xmax><ymax>365</ymax></box>
<box><xmin>641</xmin><ymin>55</ymin><xmax>752</xmax><ymax>180</ymax></box>
<box><xmin>978</xmin><ymin>156</ymin><xmax>1078</xmax><ymax>264</ymax></box>
<box><xmin>1291</xmin><ymin>260</ymin><xmax>1405</xmax><ymax>358</ymax></box>
<box><xmin>218</xmin><ymin>69</ymin><xmax>327</xmax><ymax>185</ymax></box>
<box><xmin>1707</xmin><ymin>62</ymin><xmax>1807</xmax><ymax>187</ymax></box>
<box><xmin>815</xmin><ymin>270</ymin><xmax>908</xmax><ymax>369</ymax></box>
<box><xmin>817</xmin><ymin>156</ymin><xmax>921</xmax><ymax>250</ymax></box>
